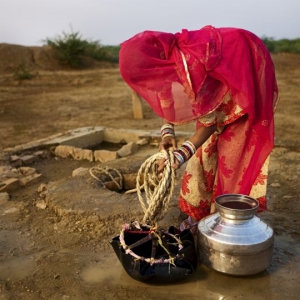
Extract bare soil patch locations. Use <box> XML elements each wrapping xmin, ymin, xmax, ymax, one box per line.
<box><xmin>0</xmin><ymin>45</ymin><xmax>299</xmax><ymax>299</ymax></box>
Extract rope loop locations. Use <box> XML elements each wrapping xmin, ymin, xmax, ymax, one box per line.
<box><xmin>89</xmin><ymin>166</ymin><xmax>123</xmax><ymax>190</ymax></box>
<box><xmin>135</xmin><ymin>149</ymin><xmax>176</xmax><ymax>224</ymax></box>
<box><xmin>89</xmin><ymin>149</ymin><xmax>176</xmax><ymax>224</ymax></box>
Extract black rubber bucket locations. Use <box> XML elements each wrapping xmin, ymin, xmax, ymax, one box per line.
<box><xmin>110</xmin><ymin>224</ymin><xmax>197</xmax><ymax>284</ymax></box>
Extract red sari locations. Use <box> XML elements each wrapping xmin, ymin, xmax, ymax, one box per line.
<box><xmin>119</xmin><ymin>25</ymin><xmax>278</xmax><ymax>220</ymax></box>
<box><xmin>178</xmin><ymin>93</ymin><xmax>271</xmax><ymax>220</ymax></box>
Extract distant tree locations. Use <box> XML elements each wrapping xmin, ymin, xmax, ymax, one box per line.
<box><xmin>261</xmin><ymin>36</ymin><xmax>276</xmax><ymax>53</ymax></box>
<box><xmin>261</xmin><ymin>36</ymin><xmax>300</xmax><ymax>54</ymax></box>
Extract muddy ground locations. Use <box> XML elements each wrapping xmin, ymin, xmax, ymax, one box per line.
<box><xmin>0</xmin><ymin>47</ymin><xmax>299</xmax><ymax>300</ymax></box>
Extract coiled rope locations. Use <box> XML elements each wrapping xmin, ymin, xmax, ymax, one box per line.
<box><xmin>89</xmin><ymin>166</ymin><xmax>123</xmax><ymax>190</ymax></box>
<box><xmin>89</xmin><ymin>150</ymin><xmax>176</xmax><ymax>225</ymax></box>
<box><xmin>135</xmin><ymin>149</ymin><xmax>176</xmax><ymax>224</ymax></box>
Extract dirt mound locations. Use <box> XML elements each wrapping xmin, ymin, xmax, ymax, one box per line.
<box><xmin>0</xmin><ymin>43</ymin><xmax>63</xmax><ymax>73</ymax></box>
<box><xmin>0</xmin><ymin>44</ymin><xmax>112</xmax><ymax>74</ymax></box>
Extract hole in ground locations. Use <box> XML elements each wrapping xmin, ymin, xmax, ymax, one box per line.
<box><xmin>88</xmin><ymin>141</ymin><xmax>126</xmax><ymax>151</ymax></box>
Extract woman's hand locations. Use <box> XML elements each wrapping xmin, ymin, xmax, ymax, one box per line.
<box><xmin>157</xmin><ymin>123</ymin><xmax>218</xmax><ymax>176</ymax></box>
<box><xmin>156</xmin><ymin>156</ymin><xmax>181</xmax><ymax>178</ymax></box>
<box><xmin>157</xmin><ymin>137</ymin><xmax>178</xmax><ymax>176</ymax></box>
<box><xmin>159</xmin><ymin>136</ymin><xmax>177</xmax><ymax>151</ymax></box>
<box><xmin>157</xmin><ymin>119</ymin><xmax>180</xmax><ymax>175</ymax></box>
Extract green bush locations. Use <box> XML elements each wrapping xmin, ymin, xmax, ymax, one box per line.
<box><xmin>45</xmin><ymin>30</ymin><xmax>300</xmax><ymax>65</ymax></box>
<box><xmin>14</xmin><ymin>61</ymin><xmax>37</xmax><ymax>80</ymax></box>
<box><xmin>261</xmin><ymin>36</ymin><xmax>300</xmax><ymax>54</ymax></box>
<box><xmin>101</xmin><ymin>45</ymin><xmax>120</xmax><ymax>63</ymax></box>
<box><xmin>44</xmin><ymin>31</ymin><xmax>108</xmax><ymax>68</ymax></box>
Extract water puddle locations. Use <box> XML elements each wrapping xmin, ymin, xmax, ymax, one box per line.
<box><xmin>80</xmin><ymin>237</ymin><xmax>299</xmax><ymax>299</ymax></box>
<box><xmin>80</xmin><ymin>253</ymin><xmax>231</xmax><ymax>298</ymax></box>
<box><xmin>80</xmin><ymin>256</ymin><xmax>121</xmax><ymax>284</ymax></box>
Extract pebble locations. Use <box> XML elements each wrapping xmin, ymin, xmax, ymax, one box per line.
<box><xmin>270</xmin><ymin>182</ymin><xmax>281</xmax><ymax>187</ymax></box>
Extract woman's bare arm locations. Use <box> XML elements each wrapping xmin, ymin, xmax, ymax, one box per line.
<box><xmin>157</xmin><ymin>123</ymin><xmax>217</xmax><ymax>171</ymax></box>
<box><xmin>189</xmin><ymin>123</ymin><xmax>217</xmax><ymax>149</ymax></box>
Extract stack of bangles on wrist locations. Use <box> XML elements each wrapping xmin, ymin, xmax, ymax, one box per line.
<box><xmin>173</xmin><ymin>141</ymin><xmax>197</xmax><ymax>166</ymax></box>
<box><xmin>161</xmin><ymin>123</ymin><xmax>175</xmax><ymax>140</ymax></box>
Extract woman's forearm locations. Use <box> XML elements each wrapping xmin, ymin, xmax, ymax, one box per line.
<box><xmin>189</xmin><ymin>124</ymin><xmax>217</xmax><ymax>149</ymax></box>
<box><xmin>161</xmin><ymin>119</ymin><xmax>217</xmax><ymax>150</ymax></box>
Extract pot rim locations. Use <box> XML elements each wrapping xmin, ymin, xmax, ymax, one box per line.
<box><xmin>215</xmin><ymin>194</ymin><xmax>259</xmax><ymax>220</ymax></box>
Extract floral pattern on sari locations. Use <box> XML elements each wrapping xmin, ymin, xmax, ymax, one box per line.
<box><xmin>179</xmin><ymin>94</ymin><xmax>270</xmax><ymax>220</ymax></box>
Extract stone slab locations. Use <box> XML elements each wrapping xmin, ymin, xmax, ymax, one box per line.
<box><xmin>0</xmin><ymin>178</ymin><xmax>20</xmax><ymax>192</ymax></box>
<box><xmin>19</xmin><ymin>173</ymin><xmax>43</xmax><ymax>187</ymax></box>
<box><xmin>4</xmin><ymin>127</ymin><xmax>192</xmax><ymax>156</ymax></box>
<box><xmin>103</xmin><ymin>128</ymin><xmax>152</xmax><ymax>144</ymax></box>
<box><xmin>55</xmin><ymin>127</ymin><xmax>105</xmax><ymax>148</ymax></box>
<box><xmin>4</xmin><ymin>127</ymin><xmax>105</xmax><ymax>153</ymax></box>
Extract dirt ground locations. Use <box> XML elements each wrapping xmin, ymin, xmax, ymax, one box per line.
<box><xmin>0</xmin><ymin>45</ymin><xmax>300</xmax><ymax>300</ymax></box>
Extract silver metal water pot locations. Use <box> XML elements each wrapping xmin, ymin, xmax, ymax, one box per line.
<box><xmin>197</xmin><ymin>194</ymin><xmax>274</xmax><ymax>276</ymax></box>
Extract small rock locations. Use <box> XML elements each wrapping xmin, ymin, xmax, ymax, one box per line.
<box><xmin>10</xmin><ymin>155</ymin><xmax>20</xmax><ymax>162</ymax></box>
<box><xmin>34</xmin><ymin>150</ymin><xmax>50</xmax><ymax>159</ymax></box>
<box><xmin>72</xmin><ymin>167</ymin><xmax>90</xmax><ymax>177</ymax></box>
<box><xmin>94</xmin><ymin>150</ymin><xmax>118</xmax><ymax>162</ymax></box>
<box><xmin>20</xmin><ymin>155</ymin><xmax>38</xmax><ymax>165</ymax></box>
<box><xmin>55</xmin><ymin>145</ymin><xmax>75</xmax><ymax>158</ymax></box>
<box><xmin>270</xmin><ymin>182</ymin><xmax>281</xmax><ymax>188</ymax></box>
<box><xmin>37</xmin><ymin>183</ymin><xmax>47</xmax><ymax>193</ymax></box>
<box><xmin>33</xmin><ymin>150</ymin><xmax>44</xmax><ymax>156</ymax></box>
<box><xmin>0</xmin><ymin>178</ymin><xmax>20</xmax><ymax>192</ymax></box>
<box><xmin>18</xmin><ymin>167</ymin><xmax>37</xmax><ymax>176</ymax></box>
<box><xmin>3</xmin><ymin>207</ymin><xmax>19</xmax><ymax>214</ymax></box>
<box><xmin>19</xmin><ymin>173</ymin><xmax>43</xmax><ymax>187</ymax></box>
<box><xmin>136</xmin><ymin>138</ymin><xmax>149</xmax><ymax>146</ymax></box>
<box><xmin>117</xmin><ymin>142</ymin><xmax>138</xmax><ymax>157</ymax></box>
<box><xmin>72</xmin><ymin>148</ymin><xmax>94</xmax><ymax>162</ymax></box>
<box><xmin>36</xmin><ymin>200</ymin><xmax>47</xmax><ymax>210</ymax></box>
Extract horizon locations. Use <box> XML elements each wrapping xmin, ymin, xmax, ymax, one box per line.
<box><xmin>1</xmin><ymin>33</ymin><xmax>299</xmax><ymax>48</ymax></box>
<box><xmin>1</xmin><ymin>0</ymin><xmax>299</xmax><ymax>47</ymax></box>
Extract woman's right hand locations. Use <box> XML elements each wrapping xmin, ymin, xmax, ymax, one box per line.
<box><xmin>157</xmin><ymin>155</ymin><xmax>181</xmax><ymax>177</ymax></box>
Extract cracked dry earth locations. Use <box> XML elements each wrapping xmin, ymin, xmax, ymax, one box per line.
<box><xmin>0</xmin><ymin>51</ymin><xmax>300</xmax><ymax>299</ymax></box>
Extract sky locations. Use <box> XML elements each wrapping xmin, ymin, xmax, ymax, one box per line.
<box><xmin>1</xmin><ymin>0</ymin><xmax>299</xmax><ymax>47</ymax></box>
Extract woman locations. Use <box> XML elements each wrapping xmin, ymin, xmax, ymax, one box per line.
<box><xmin>119</xmin><ymin>25</ymin><xmax>279</xmax><ymax>233</ymax></box>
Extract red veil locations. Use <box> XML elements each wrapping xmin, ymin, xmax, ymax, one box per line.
<box><xmin>119</xmin><ymin>26</ymin><xmax>278</xmax><ymax>200</ymax></box>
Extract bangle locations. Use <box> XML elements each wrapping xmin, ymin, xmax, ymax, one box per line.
<box><xmin>161</xmin><ymin>124</ymin><xmax>175</xmax><ymax>140</ymax></box>
<box><xmin>173</xmin><ymin>140</ymin><xmax>196</xmax><ymax>166</ymax></box>
<box><xmin>173</xmin><ymin>151</ymin><xmax>185</xmax><ymax>166</ymax></box>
